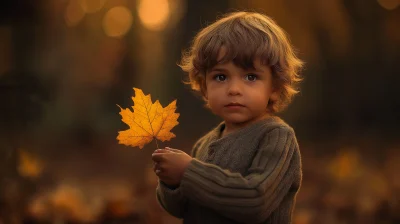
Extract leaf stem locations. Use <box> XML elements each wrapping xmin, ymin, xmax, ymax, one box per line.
<box><xmin>155</xmin><ymin>139</ymin><xmax>159</xmax><ymax>149</ymax></box>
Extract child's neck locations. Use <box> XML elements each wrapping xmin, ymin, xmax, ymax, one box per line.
<box><xmin>222</xmin><ymin>114</ymin><xmax>271</xmax><ymax>137</ymax></box>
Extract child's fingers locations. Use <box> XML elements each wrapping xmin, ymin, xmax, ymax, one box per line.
<box><xmin>165</xmin><ymin>147</ymin><xmax>183</xmax><ymax>153</ymax></box>
<box><xmin>153</xmin><ymin>161</ymin><xmax>165</xmax><ymax>171</ymax></box>
<box><xmin>153</xmin><ymin>162</ymin><xmax>164</xmax><ymax>176</ymax></box>
<box><xmin>154</xmin><ymin>148</ymin><xmax>173</xmax><ymax>154</ymax></box>
<box><xmin>154</xmin><ymin>148</ymin><xmax>167</xmax><ymax>153</ymax></box>
<box><xmin>152</xmin><ymin>152</ymin><xmax>166</xmax><ymax>162</ymax></box>
<box><xmin>153</xmin><ymin>162</ymin><xmax>159</xmax><ymax>171</ymax></box>
<box><xmin>155</xmin><ymin>168</ymin><xmax>171</xmax><ymax>180</ymax></box>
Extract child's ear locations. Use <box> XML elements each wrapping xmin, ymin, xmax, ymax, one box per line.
<box><xmin>270</xmin><ymin>89</ymin><xmax>279</xmax><ymax>102</ymax></box>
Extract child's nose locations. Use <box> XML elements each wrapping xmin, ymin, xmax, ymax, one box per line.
<box><xmin>227</xmin><ymin>80</ymin><xmax>242</xmax><ymax>96</ymax></box>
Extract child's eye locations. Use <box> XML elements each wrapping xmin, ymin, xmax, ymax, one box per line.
<box><xmin>214</xmin><ymin>74</ymin><xmax>226</xmax><ymax>82</ymax></box>
<box><xmin>245</xmin><ymin>74</ymin><xmax>258</xmax><ymax>81</ymax></box>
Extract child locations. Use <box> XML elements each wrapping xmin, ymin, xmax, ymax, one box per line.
<box><xmin>152</xmin><ymin>11</ymin><xmax>304</xmax><ymax>224</ymax></box>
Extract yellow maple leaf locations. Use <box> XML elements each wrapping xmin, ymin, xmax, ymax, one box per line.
<box><xmin>117</xmin><ymin>88</ymin><xmax>179</xmax><ymax>149</ymax></box>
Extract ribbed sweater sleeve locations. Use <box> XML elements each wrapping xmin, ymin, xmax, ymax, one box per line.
<box><xmin>156</xmin><ymin>180</ymin><xmax>187</xmax><ymax>218</ymax></box>
<box><xmin>155</xmin><ymin>139</ymin><xmax>202</xmax><ymax>218</ymax></box>
<box><xmin>180</xmin><ymin>127</ymin><xmax>297</xmax><ymax>223</ymax></box>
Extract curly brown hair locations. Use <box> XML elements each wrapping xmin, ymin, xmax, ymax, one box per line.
<box><xmin>179</xmin><ymin>11</ymin><xmax>304</xmax><ymax>113</ymax></box>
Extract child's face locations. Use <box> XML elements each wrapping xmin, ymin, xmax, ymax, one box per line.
<box><xmin>205</xmin><ymin>56</ymin><xmax>278</xmax><ymax>129</ymax></box>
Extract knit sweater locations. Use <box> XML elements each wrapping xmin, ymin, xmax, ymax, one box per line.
<box><xmin>156</xmin><ymin>116</ymin><xmax>302</xmax><ymax>224</ymax></box>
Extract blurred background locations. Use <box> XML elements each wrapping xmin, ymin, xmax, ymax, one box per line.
<box><xmin>0</xmin><ymin>0</ymin><xmax>399</xmax><ymax>223</ymax></box>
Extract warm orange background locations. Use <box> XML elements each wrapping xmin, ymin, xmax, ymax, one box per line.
<box><xmin>0</xmin><ymin>0</ymin><xmax>399</xmax><ymax>223</ymax></box>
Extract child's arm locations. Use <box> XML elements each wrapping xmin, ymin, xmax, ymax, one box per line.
<box><xmin>179</xmin><ymin>127</ymin><xmax>301</xmax><ymax>223</ymax></box>
<box><xmin>155</xmin><ymin>180</ymin><xmax>187</xmax><ymax>218</ymax></box>
<box><xmin>155</xmin><ymin>140</ymin><xmax>202</xmax><ymax>218</ymax></box>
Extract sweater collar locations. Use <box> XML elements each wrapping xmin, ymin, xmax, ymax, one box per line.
<box><xmin>208</xmin><ymin>116</ymin><xmax>281</xmax><ymax>145</ymax></box>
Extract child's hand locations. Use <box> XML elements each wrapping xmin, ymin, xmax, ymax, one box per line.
<box><xmin>152</xmin><ymin>147</ymin><xmax>193</xmax><ymax>187</ymax></box>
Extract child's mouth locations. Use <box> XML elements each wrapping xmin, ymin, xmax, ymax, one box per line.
<box><xmin>225</xmin><ymin>103</ymin><xmax>245</xmax><ymax>109</ymax></box>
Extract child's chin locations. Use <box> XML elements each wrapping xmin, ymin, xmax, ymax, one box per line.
<box><xmin>223</xmin><ymin>116</ymin><xmax>251</xmax><ymax>124</ymax></box>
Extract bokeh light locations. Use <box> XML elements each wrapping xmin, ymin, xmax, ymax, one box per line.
<box><xmin>65</xmin><ymin>0</ymin><xmax>86</xmax><ymax>27</ymax></box>
<box><xmin>80</xmin><ymin>0</ymin><xmax>106</xmax><ymax>13</ymax></box>
<box><xmin>103</xmin><ymin>6</ymin><xmax>133</xmax><ymax>38</ymax></box>
<box><xmin>377</xmin><ymin>0</ymin><xmax>400</xmax><ymax>10</ymax></box>
<box><xmin>138</xmin><ymin>0</ymin><xmax>170</xmax><ymax>31</ymax></box>
<box><xmin>17</xmin><ymin>149</ymin><xmax>44</xmax><ymax>179</ymax></box>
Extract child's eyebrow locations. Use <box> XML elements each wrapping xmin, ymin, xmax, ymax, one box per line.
<box><xmin>247</xmin><ymin>68</ymin><xmax>265</xmax><ymax>73</ymax></box>
<box><xmin>209</xmin><ymin>67</ymin><xmax>228</xmax><ymax>73</ymax></box>
<box><xmin>209</xmin><ymin>66</ymin><xmax>265</xmax><ymax>73</ymax></box>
